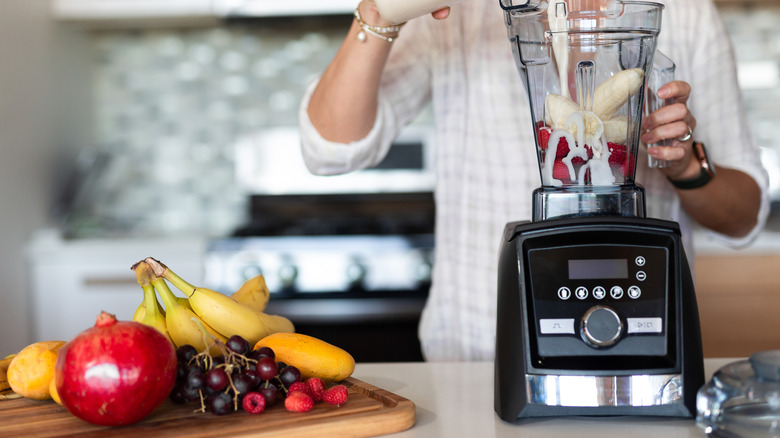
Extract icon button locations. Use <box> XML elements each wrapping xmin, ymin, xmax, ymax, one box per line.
<box><xmin>610</xmin><ymin>286</ymin><xmax>624</xmax><ymax>299</ymax></box>
<box><xmin>636</xmin><ymin>271</ymin><xmax>647</xmax><ymax>281</ymax></box>
<box><xmin>576</xmin><ymin>287</ymin><xmax>588</xmax><ymax>300</ymax></box>
<box><xmin>635</xmin><ymin>256</ymin><xmax>646</xmax><ymax>266</ymax></box>
<box><xmin>627</xmin><ymin>317</ymin><xmax>663</xmax><ymax>334</ymax></box>
<box><xmin>628</xmin><ymin>286</ymin><xmax>641</xmax><ymax>299</ymax></box>
<box><xmin>558</xmin><ymin>287</ymin><xmax>572</xmax><ymax>300</ymax></box>
<box><xmin>593</xmin><ymin>286</ymin><xmax>606</xmax><ymax>300</ymax></box>
<box><xmin>540</xmin><ymin>318</ymin><xmax>576</xmax><ymax>335</ymax></box>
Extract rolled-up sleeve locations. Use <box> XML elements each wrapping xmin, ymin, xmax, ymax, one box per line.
<box><xmin>298</xmin><ymin>78</ymin><xmax>400</xmax><ymax>176</ymax></box>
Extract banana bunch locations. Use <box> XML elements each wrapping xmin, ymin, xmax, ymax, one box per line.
<box><xmin>0</xmin><ymin>354</ymin><xmax>21</xmax><ymax>400</ymax></box>
<box><xmin>545</xmin><ymin>68</ymin><xmax>644</xmax><ymax>146</ymax></box>
<box><xmin>131</xmin><ymin>257</ymin><xmax>292</xmax><ymax>355</ymax></box>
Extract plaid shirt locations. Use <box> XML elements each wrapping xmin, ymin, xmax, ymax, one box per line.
<box><xmin>299</xmin><ymin>0</ymin><xmax>770</xmax><ymax>361</ymax></box>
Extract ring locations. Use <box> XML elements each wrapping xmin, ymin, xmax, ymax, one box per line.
<box><xmin>678</xmin><ymin>125</ymin><xmax>693</xmax><ymax>142</ymax></box>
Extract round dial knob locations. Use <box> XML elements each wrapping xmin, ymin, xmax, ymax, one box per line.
<box><xmin>580</xmin><ymin>305</ymin><xmax>623</xmax><ymax>348</ymax></box>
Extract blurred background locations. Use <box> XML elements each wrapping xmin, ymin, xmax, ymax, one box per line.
<box><xmin>1</xmin><ymin>0</ymin><xmax>779</xmax><ymax>360</ymax></box>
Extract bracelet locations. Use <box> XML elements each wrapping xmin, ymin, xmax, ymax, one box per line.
<box><xmin>354</xmin><ymin>4</ymin><xmax>403</xmax><ymax>43</ymax></box>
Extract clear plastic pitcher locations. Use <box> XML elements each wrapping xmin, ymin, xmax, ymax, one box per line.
<box><xmin>501</xmin><ymin>0</ymin><xmax>664</xmax><ymax>190</ymax></box>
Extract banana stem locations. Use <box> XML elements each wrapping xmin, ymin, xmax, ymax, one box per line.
<box><xmin>152</xmin><ymin>276</ymin><xmax>181</xmax><ymax>311</ymax></box>
<box><xmin>132</xmin><ymin>260</ymin><xmax>156</xmax><ymax>287</ymax></box>
<box><xmin>142</xmin><ymin>283</ymin><xmax>164</xmax><ymax>319</ymax></box>
<box><xmin>145</xmin><ymin>257</ymin><xmax>196</xmax><ymax>298</ymax></box>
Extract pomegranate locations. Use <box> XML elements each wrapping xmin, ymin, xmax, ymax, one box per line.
<box><xmin>55</xmin><ymin>311</ymin><xmax>177</xmax><ymax>426</ymax></box>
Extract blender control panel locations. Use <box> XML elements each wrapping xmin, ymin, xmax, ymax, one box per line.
<box><xmin>527</xmin><ymin>244</ymin><xmax>669</xmax><ymax>357</ymax></box>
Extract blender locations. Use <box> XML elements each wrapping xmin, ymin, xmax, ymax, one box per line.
<box><xmin>493</xmin><ymin>0</ymin><xmax>705</xmax><ymax>422</ymax></box>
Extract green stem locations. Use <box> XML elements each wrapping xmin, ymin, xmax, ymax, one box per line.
<box><xmin>152</xmin><ymin>277</ymin><xmax>180</xmax><ymax>311</ymax></box>
<box><xmin>142</xmin><ymin>283</ymin><xmax>162</xmax><ymax>317</ymax></box>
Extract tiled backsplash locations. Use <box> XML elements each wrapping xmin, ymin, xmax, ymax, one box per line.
<box><xmin>66</xmin><ymin>6</ymin><xmax>780</xmax><ymax>238</ymax></box>
<box><xmin>68</xmin><ymin>17</ymin><xmax>353</xmax><ymax>238</ymax></box>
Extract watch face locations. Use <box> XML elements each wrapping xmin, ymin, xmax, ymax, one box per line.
<box><xmin>695</xmin><ymin>142</ymin><xmax>716</xmax><ymax>178</ymax></box>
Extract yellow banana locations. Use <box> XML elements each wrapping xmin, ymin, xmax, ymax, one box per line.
<box><xmin>132</xmin><ymin>261</ymin><xmax>225</xmax><ymax>356</ymax></box>
<box><xmin>146</xmin><ymin>257</ymin><xmax>294</xmax><ymax>347</ymax></box>
<box><xmin>132</xmin><ymin>262</ymin><xmax>173</xmax><ymax>344</ymax></box>
<box><xmin>592</xmin><ymin>68</ymin><xmax>644</xmax><ymax>120</ymax></box>
<box><xmin>132</xmin><ymin>300</ymin><xmax>146</xmax><ymax>322</ymax></box>
<box><xmin>231</xmin><ymin>274</ymin><xmax>270</xmax><ymax>313</ymax></box>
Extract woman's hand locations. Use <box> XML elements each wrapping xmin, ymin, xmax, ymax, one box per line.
<box><xmin>640</xmin><ymin>80</ymin><xmax>700</xmax><ymax>181</ymax></box>
<box><xmin>361</xmin><ymin>1</ymin><xmax>451</xmax><ymax>26</ymax></box>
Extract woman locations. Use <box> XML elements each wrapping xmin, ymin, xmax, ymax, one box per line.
<box><xmin>298</xmin><ymin>0</ymin><xmax>769</xmax><ymax>361</ymax></box>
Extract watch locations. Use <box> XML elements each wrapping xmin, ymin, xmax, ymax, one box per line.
<box><xmin>667</xmin><ymin>141</ymin><xmax>716</xmax><ymax>190</ymax></box>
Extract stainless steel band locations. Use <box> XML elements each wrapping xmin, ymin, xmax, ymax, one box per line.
<box><xmin>525</xmin><ymin>373</ymin><xmax>684</xmax><ymax>407</ymax></box>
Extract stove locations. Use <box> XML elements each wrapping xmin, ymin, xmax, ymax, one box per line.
<box><xmin>204</xmin><ymin>192</ymin><xmax>436</xmax><ymax>362</ymax></box>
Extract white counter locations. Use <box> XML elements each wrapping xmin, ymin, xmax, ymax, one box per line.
<box><xmin>352</xmin><ymin>359</ymin><xmax>734</xmax><ymax>438</ymax></box>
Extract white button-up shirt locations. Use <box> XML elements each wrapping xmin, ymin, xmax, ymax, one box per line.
<box><xmin>299</xmin><ymin>0</ymin><xmax>770</xmax><ymax>361</ymax></box>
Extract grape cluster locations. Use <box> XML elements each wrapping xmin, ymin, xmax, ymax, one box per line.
<box><xmin>169</xmin><ymin>335</ymin><xmax>302</xmax><ymax>415</ymax></box>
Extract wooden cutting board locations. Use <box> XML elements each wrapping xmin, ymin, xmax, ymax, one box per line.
<box><xmin>0</xmin><ymin>377</ymin><xmax>415</xmax><ymax>437</ymax></box>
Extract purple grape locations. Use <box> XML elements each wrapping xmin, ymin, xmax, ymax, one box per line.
<box><xmin>176</xmin><ymin>344</ymin><xmax>198</xmax><ymax>364</ymax></box>
<box><xmin>232</xmin><ymin>372</ymin><xmax>256</xmax><ymax>396</ymax></box>
<box><xmin>279</xmin><ymin>365</ymin><xmax>301</xmax><ymax>388</ymax></box>
<box><xmin>255</xmin><ymin>347</ymin><xmax>275</xmax><ymax>360</ymax></box>
<box><xmin>259</xmin><ymin>385</ymin><xmax>279</xmax><ymax>406</ymax></box>
<box><xmin>208</xmin><ymin>392</ymin><xmax>234</xmax><ymax>415</ymax></box>
<box><xmin>206</xmin><ymin>367</ymin><xmax>229</xmax><ymax>392</ymax></box>
<box><xmin>255</xmin><ymin>357</ymin><xmax>278</xmax><ymax>381</ymax></box>
<box><xmin>226</xmin><ymin>335</ymin><xmax>250</xmax><ymax>355</ymax></box>
<box><xmin>187</xmin><ymin>369</ymin><xmax>206</xmax><ymax>390</ymax></box>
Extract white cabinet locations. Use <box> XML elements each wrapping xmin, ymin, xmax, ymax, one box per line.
<box><xmin>51</xmin><ymin>0</ymin><xmax>219</xmax><ymax>26</ymax></box>
<box><xmin>213</xmin><ymin>0</ymin><xmax>357</xmax><ymax>17</ymax></box>
<box><xmin>27</xmin><ymin>231</ymin><xmax>207</xmax><ymax>342</ymax></box>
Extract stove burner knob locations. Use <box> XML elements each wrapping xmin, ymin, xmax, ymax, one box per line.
<box><xmin>278</xmin><ymin>263</ymin><xmax>298</xmax><ymax>291</ymax></box>
<box><xmin>346</xmin><ymin>262</ymin><xmax>367</xmax><ymax>289</ymax></box>
<box><xmin>580</xmin><ymin>305</ymin><xmax>623</xmax><ymax>348</ymax></box>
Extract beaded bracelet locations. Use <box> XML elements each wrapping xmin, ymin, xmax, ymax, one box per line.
<box><xmin>354</xmin><ymin>5</ymin><xmax>404</xmax><ymax>43</ymax></box>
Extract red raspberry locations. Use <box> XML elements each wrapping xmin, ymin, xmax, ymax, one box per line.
<box><xmin>287</xmin><ymin>381</ymin><xmax>312</xmax><ymax>398</ymax></box>
<box><xmin>284</xmin><ymin>391</ymin><xmax>314</xmax><ymax>413</ymax></box>
<box><xmin>242</xmin><ymin>391</ymin><xmax>266</xmax><ymax>415</ymax></box>
<box><xmin>537</xmin><ymin>126</ymin><xmax>551</xmax><ymax>151</ymax></box>
<box><xmin>306</xmin><ymin>377</ymin><xmax>326</xmax><ymax>402</ymax></box>
<box><xmin>607</xmin><ymin>142</ymin><xmax>627</xmax><ymax>164</ymax></box>
<box><xmin>554</xmin><ymin>136</ymin><xmax>570</xmax><ymax>158</ymax></box>
<box><xmin>552</xmin><ymin>159</ymin><xmax>571</xmax><ymax>183</ymax></box>
<box><xmin>323</xmin><ymin>384</ymin><xmax>349</xmax><ymax>406</ymax></box>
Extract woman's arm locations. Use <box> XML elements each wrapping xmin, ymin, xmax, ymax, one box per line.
<box><xmin>642</xmin><ymin>81</ymin><xmax>762</xmax><ymax>238</ymax></box>
<box><xmin>307</xmin><ymin>2</ymin><xmax>449</xmax><ymax>143</ymax></box>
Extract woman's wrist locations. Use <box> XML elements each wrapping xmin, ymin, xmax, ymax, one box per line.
<box><xmin>357</xmin><ymin>1</ymin><xmax>395</xmax><ymax>28</ymax></box>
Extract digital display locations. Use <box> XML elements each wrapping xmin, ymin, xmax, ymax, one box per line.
<box><xmin>568</xmin><ymin>259</ymin><xmax>628</xmax><ymax>280</ymax></box>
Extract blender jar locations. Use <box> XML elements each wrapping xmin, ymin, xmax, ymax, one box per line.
<box><xmin>501</xmin><ymin>0</ymin><xmax>663</xmax><ymax>190</ymax></box>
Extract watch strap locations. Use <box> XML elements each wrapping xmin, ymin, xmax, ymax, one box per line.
<box><xmin>667</xmin><ymin>142</ymin><xmax>714</xmax><ymax>190</ymax></box>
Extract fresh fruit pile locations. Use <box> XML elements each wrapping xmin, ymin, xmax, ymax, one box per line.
<box><xmin>171</xmin><ymin>334</ymin><xmax>348</xmax><ymax>415</ymax></box>
<box><xmin>130</xmin><ymin>258</ymin><xmax>294</xmax><ymax>356</ymax></box>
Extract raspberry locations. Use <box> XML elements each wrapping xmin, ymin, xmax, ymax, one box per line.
<box><xmin>323</xmin><ymin>385</ymin><xmax>349</xmax><ymax>406</ymax></box>
<box><xmin>607</xmin><ymin>142</ymin><xmax>627</xmax><ymax>164</ymax></box>
<box><xmin>554</xmin><ymin>136</ymin><xmax>570</xmax><ymax>158</ymax></box>
<box><xmin>306</xmin><ymin>377</ymin><xmax>326</xmax><ymax>402</ymax></box>
<box><xmin>285</xmin><ymin>391</ymin><xmax>314</xmax><ymax>413</ymax></box>
<box><xmin>537</xmin><ymin>126</ymin><xmax>551</xmax><ymax>151</ymax></box>
<box><xmin>552</xmin><ymin>159</ymin><xmax>571</xmax><ymax>182</ymax></box>
<box><xmin>287</xmin><ymin>381</ymin><xmax>313</xmax><ymax>398</ymax></box>
<box><xmin>242</xmin><ymin>391</ymin><xmax>266</xmax><ymax>415</ymax></box>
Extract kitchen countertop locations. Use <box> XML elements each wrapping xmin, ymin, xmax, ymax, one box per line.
<box><xmin>351</xmin><ymin>359</ymin><xmax>735</xmax><ymax>438</ymax></box>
